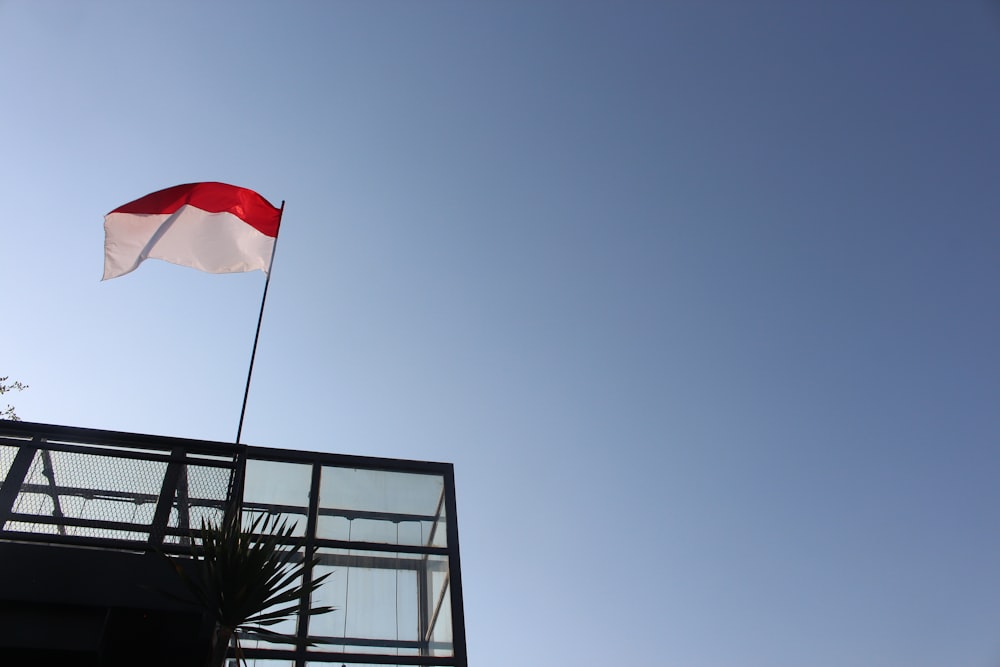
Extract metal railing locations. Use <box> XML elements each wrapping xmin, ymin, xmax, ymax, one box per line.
<box><xmin>0</xmin><ymin>421</ymin><xmax>239</xmax><ymax>553</ymax></box>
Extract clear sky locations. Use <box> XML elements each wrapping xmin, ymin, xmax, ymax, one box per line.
<box><xmin>2</xmin><ymin>2</ymin><xmax>1000</xmax><ymax>665</ymax></box>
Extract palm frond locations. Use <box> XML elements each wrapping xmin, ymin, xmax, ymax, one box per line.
<box><xmin>161</xmin><ymin>511</ymin><xmax>334</xmax><ymax>667</ymax></box>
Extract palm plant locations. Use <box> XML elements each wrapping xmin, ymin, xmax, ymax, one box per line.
<box><xmin>163</xmin><ymin>511</ymin><xmax>333</xmax><ymax>667</ymax></box>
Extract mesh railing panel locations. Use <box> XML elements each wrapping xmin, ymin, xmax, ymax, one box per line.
<box><xmin>1</xmin><ymin>441</ymin><xmax>236</xmax><ymax>545</ymax></box>
<box><xmin>0</xmin><ymin>445</ymin><xmax>17</xmax><ymax>484</ymax></box>
<box><xmin>163</xmin><ymin>464</ymin><xmax>231</xmax><ymax>544</ymax></box>
<box><xmin>9</xmin><ymin>448</ymin><xmax>167</xmax><ymax>540</ymax></box>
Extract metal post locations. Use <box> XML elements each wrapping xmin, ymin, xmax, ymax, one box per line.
<box><xmin>236</xmin><ymin>200</ymin><xmax>285</xmax><ymax>446</ymax></box>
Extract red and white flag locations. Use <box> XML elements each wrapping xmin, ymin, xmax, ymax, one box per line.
<box><xmin>103</xmin><ymin>182</ymin><xmax>281</xmax><ymax>280</ymax></box>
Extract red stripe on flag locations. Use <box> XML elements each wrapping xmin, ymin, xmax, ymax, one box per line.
<box><xmin>110</xmin><ymin>182</ymin><xmax>281</xmax><ymax>237</ymax></box>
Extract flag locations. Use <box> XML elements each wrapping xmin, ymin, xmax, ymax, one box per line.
<box><xmin>103</xmin><ymin>182</ymin><xmax>281</xmax><ymax>280</ymax></box>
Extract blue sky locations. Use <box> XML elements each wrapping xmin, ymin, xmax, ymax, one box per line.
<box><xmin>2</xmin><ymin>2</ymin><xmax>1000</xmax><ymax>665</ymax></box>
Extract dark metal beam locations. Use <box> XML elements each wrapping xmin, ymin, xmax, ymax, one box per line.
<box><xmin>148</xmin><ymin>447</ymin><xmax>184</xmax><ymax>546</ymax></box>
<box><xmin>0</xmin><ymin>440</ymin><xmax>37</xmax><ymax>530</ymax></box>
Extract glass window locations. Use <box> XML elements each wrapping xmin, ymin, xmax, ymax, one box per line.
<box><xmin>243</xmin><ymin>459</ymin><xmax>312</xmax><ymax>536</ymax></box>
<box><xmin>318</xmin><ymin>468</ymin><xmax>447</xmax><ymax>547</ymax></box>
<box><xmin>306</xmin><ymin>548</ymin><xmax>452</xmax><ymax>658</ymax></box>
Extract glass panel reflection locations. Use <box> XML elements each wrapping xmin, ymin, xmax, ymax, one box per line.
<box><xmin>318</xmin><ymin>468</ymin><xmax>446</xmax><ymax>548</ymax></box>
<box><xmin>243</xmin><ymin>459</ymin><xmax>312</xmax><ymax>537</ymax></box>
<box><xmin>306</xmin><ymin>549</ymin><xmax>453</xmax><ymax>658</ymax></box>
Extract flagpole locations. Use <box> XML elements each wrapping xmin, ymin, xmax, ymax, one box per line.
<box><xmin>227</xmin><ymin>200</ymin><xmax>283</xmax><ymax>529</ymax></box>
<box><xmin>236</xmin><ymin>200</ymin><xmax>285</xmax><ymax>445</ymax></box>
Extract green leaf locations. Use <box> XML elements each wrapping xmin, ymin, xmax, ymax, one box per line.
<box><xmin>160</xmin><ymin>510</ymin><xmax>335</xmax><ymax>659</ymax></box>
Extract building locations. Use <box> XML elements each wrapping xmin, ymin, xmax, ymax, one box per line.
<box><xmin>0</xmin><ymin>420</ymin><xmax>467</xmax><ymax>666</ymax></box>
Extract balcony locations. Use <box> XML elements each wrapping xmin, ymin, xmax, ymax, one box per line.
<box><xmin>0</xmin><ymin>420</ymin><xmax>467</xmax><ymax>667</ymax></box>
